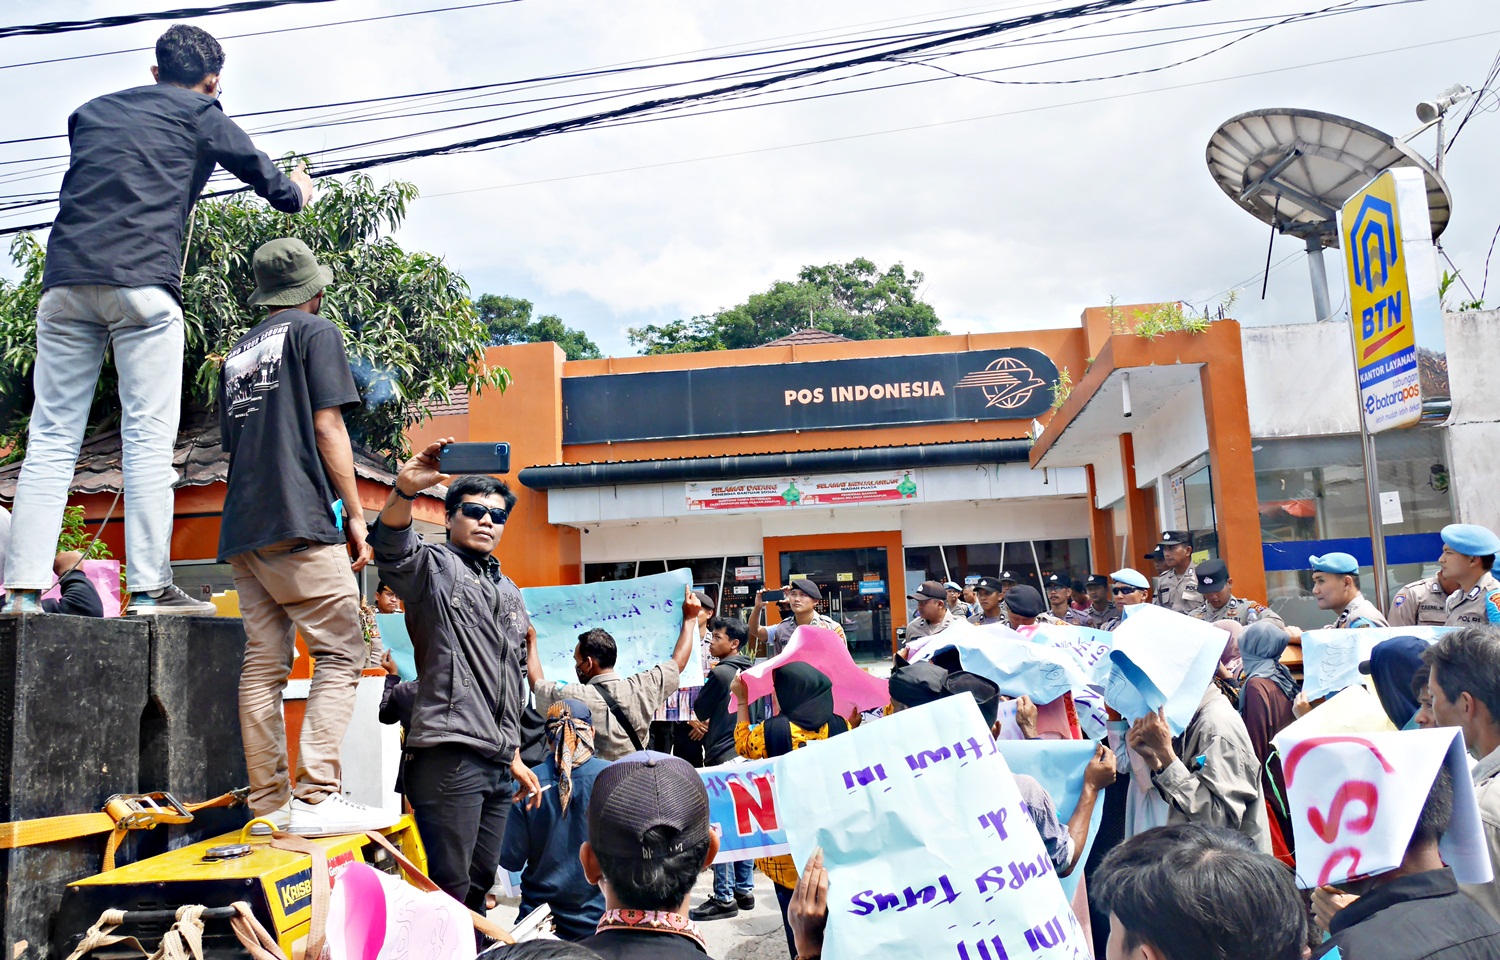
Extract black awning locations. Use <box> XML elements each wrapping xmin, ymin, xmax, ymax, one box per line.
<box><xmin>518</xmin><ymin>438</ymin><xmax>1033</xmax><ymax>491</ymax></box>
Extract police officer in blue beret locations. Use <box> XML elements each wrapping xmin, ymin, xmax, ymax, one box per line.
<box><xmin>1438</xmin><ymin>523</ymin><xmax>1500</xmax><ymax>626</ymax></box>
<box><xmin>1309</xmin><ymin>552</ymin><xmax>1388</xmax><ymax>628</ymax></box>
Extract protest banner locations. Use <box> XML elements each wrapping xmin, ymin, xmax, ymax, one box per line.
<box><xmin>912</xmin><ymin>621</ymin><xmax>1090</xmax><ymax>707</ymax></box>
<box><xmin>1299</xmin><ymin>626</ymin><xmax>1447</xmax><ymax>702</ymax></box>
<box><xmin>1276</xmin><ymin>684</ymin><xmax>1394</xmax><ymax>741</ymax></box>
<box><xmin>777</xmin><ymin>695</ymin><xmax>1090</xmax><ymax>960</ymax></box>
<box><xmin>39</xmin><ymin>558</ymin><xmax>121</xmax><ymax>617</ymax></box>
<box><xmin>1024</xmin><ymin>624</ymin><xmax>1113</xmax><ymax>738</ymax></box>
<box><xmin>737</xmin><ymin>625</ymin><xmax>889</xmax><ymax>715</ymax></box>
<box><xmin>701</xmin><ymin>757</ymin><xmax>787</xmax><ymax>864</ymax></box>
<box><xmin>1106</xmin><ymin>604</ymin><xmax>1225</xmax><ymax>735</ymax></box>
<box><xmin>376</xmin><ymin>612</ymin><xmax>417</xmax><ymax>681</ymax></box>
<box><xmin>522</xmin><ymin>568</ymin><xmax>701</xmax><ymax>686</ymax></box>
<box><xmin>1272</xmin><ymin>726</ymin><xmax>1491</xmax><ymax>888</ymax></box>
<box><xmin>997</xmin><ymin>740</ymin><xmax>1101</xmax><ymax>899</ymax></box>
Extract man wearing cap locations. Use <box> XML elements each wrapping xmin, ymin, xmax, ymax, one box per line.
<box><xmin>1154</xmin><ymin>531</ymin><xmax>1203</xmax><ymax>614</ymax></box>
<box><xmin>1189</xmin><ymin>559</ymin><xmax>1285</xmax><ymax>628</ymax></box>
<box><xmin>219</xmin><ymin>238</ymin><xmax>392</xmax><ymax>836</ymax></box>
<box><xmin>945</xmin><ymin>581</ymin><xmax>967</xmax><ymax>618</ymax></box>
<box><xmin>1043</xmin><ymin>573</ymin><xmax>1081</xmax><ymax>625</ymax></box>
<box><xmin>888</xmin><ymin>659</ymin><xmax>950</xmax><ymax>712</ymax></box>
<box><xmin>530</xmin><ymin>591</ymin><xmax>702</xmax><ymax>762</ymax></box>
<box><xmin>1310</xmin><ymin>553</ymin><xmax>1388</xmax><ymax>628</ymax></box>
<box><xmin>968</xmin><ymin>576</ymin><xmax>1008</xmax><ymax>626</ymax></box>
<box><xmin>579</xmin><ymin>752</ymin><xmax>721</xmax><ymax>958</ymax></box>
<box><xmin>1438</xmin><ymin>524</ymin><xmax>1500</xmax><ymax>627</ymax></box>
<box><xmin>1102</xmin><ymin>569</ymin><xmax>1152</xmax><ymax>631</ymax></box>
<box><xmin>751</xmin><ymin>579</ymin><xmax>845</xmax><ymax>660</ymax></box>
<box><xmin>1004</xmin><ymin>584</ymin><xmax>1060</xmax><ymax>630</ymax></box>
<box><xmin>2</xmin><ymin>24</ymin><xmax>311</xmax><ymax>616</ymax></box>
<box><xmin>1080</xmin><ymin>573</ymin><xmax>1119</xmax><ymax>629</ymax></box>
<box><xmin>1144</xmin><ymin>546</ymin><xmax>1168</xmax><ymax>580</ymax></box>
<box><xmin>903</xmin><ymin>580</ymin><xmax>956</xmax><ymax>657</ymax></box>
<box><xmin>1389</xmin><ymin>567</ymin><xmax>1460</xmax><ymax>628</ymax></box>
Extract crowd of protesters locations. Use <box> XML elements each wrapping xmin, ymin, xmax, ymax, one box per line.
<box><xmin>6</xmin><ymin>21</ymin><xmax>1500</xmax><ymax>960</ymax></box>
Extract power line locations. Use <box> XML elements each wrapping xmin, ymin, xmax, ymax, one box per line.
<box><xmin>0</xmin><ymin>0</ymin><xmax>343</xmax><ymax>40</ymax></box>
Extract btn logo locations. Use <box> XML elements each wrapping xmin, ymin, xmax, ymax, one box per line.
<box><xmin>1348</xmin><ymin>193</ymin><xmax>1398</xmax><ymax>295</ymax></box>
<box><xmin>954</xmin><ymin>357</ymin><xmax>1047</xmax><ymax>410</ymax></box>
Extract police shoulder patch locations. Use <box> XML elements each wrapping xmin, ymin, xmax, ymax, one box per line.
<box><xmin>1393</xmin><ymin>595</ymin><xmax>1406</xmax><ymax>607</ymax></box>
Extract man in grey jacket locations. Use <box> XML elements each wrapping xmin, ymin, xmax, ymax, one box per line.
<box><xmin>372</xmin><ymin>437</ymin><xmax>539</xmax><ymax>912</ymax></box>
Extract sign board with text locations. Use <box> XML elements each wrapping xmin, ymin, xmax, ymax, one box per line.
<box><xmin>1340</xmin><ymin>167</ymin><xmax>1441</xmax><ymax>433</ymax></box>
<box><xmin>686</xmin><ymin>470</ymin><xmax>921</xmax><ymax>512</ymax></box>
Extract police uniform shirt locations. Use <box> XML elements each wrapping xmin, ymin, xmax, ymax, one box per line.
<box><xmin>968</xmin><ymin>611</ymin><xmax>1006</xmax><ymax>626</ymax></box>
<box><xmin>1063</xmin><ymin>607</ymin><xmax>1091</xmax><ymax>626</ymax></box>
<box><xmin>1081</xmin><ymin>602</ymin><xmax>1119</xmax><ymax>629</ymax></box>
<box><xmin>1191</xmin><ymin>595</ymin><xmax>1285</xmax><ymax>629</ymax></box>
<box><xmin>1444</xmin><ymin>572</ymin><xmax>1500</xmax><ymax>627</ymax></box>
<box><xmin>1035</xmin><ymin>611</ymin><xmax>1066</xmax><ymax>626</ymax></box>
<box><xmin>1154</xmin><ymin>565</ymin><xmax>1202</xmax><ymax>614</ymax></box>
<box><xmin>1388</xmin><ymin>576</ymin><xmax>1451</xmax><ymax>627</ymax></box>
<box><xmin>1334</xmin><ymin>593</ymin><xmax>1389</xmax><ymax>629</ymax></box>
<box><xmin>906</xmin><ymin>610</ymin><xmax>956</xmax><ymax>640</ymax></box>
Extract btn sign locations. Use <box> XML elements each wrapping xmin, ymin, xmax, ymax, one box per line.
<box><xmin>1340</xmin><ymin>168</ymin><xmax>1436</xmax><ymax>433</ymax></box>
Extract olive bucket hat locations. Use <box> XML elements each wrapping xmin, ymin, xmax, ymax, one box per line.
<box><xmin>247</xmin><ymin>237</ymin><xmax>334</xmax><ymax>308</ymax></box>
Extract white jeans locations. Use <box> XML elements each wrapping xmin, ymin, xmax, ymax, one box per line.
<box><xmin>5</xmin><ymin>285</ymin><xmax>183</xmax><ymax>592</ymax></box>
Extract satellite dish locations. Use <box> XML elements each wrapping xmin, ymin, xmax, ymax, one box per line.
<box><xmin>1206</xmin><ymin>108</ymin><xmax>1452</xmax><ymax>321</ymax></box>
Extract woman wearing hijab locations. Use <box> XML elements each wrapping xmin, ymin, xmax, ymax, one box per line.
<box><xmin>499</xmin><ymin>699</ymin><xmax>610</xmax><ymax>941</ymax></box>
<box><xmin>1362</xmin><ymin>635</ymin><xmax>1429</xmax><ymax>730</ymax></box>
<box><xmin>1238</xmin><ymin>621</ymin><xmax>1299</xmax><ymax>864</ymax></box>
<box><xmin>731</xmin><ymin>662</ymin><xmax>848</xmax><ymax>957</ymax></box>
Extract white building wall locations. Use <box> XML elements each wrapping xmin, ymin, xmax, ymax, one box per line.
<box><xmin>1093</xmin><ymin>448</ymin><xmax>1125</xmax><ymax>509</ymax></box>
<box><xmin>901</xmin><ymin>499</ymin><xmax>1090</xmax><ymax>545</ymax></box>
<box><xmin>1443</xmin><ymin>309</ymin><xmax>1500</xmax><ymax>525</ymax></box>
<box><xmin>1130</xmin><ymin>382</ymin><xmax>1209</xmax><ymax>485</ymax></box>
<box><xmin>1242</xmin><ymin>323</ymin><xmax>1361</xmax><ymax>437</ymax></box>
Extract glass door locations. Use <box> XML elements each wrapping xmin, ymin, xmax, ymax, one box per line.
<box><xmin>779</xmin><ymin>547</ymin><xmax>891</xmax><ymax>661</ymax></box>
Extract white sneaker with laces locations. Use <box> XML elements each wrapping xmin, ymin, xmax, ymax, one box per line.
<box><xmin>289</xmin><ymin>793</ymin><xmax>399</xmax><ymax>836</ymax></box>
<box><xmin>248</xmin><ymin>802</ymin><xmax>291</xmax><ymax>836</ymax></box>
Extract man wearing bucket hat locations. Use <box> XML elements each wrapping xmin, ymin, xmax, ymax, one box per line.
<box><xmin>1309</xmin><ymin>552</ymin><xmax>1388</xmax><ymax>629</ymax></box>
<box><xmin>218</xmin><ymin>238</ymin><xmax>391</xmax><ymax>836</ymax></box>
<box><xmin>1438</xmin><ymin>523</ymin><xmax>1500</xmax><ymax>626</ymax></box>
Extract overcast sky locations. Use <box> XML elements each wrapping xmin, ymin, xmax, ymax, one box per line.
<box><xmin>2</xmin><ymin>0</ymin><xmax>1498</xmax><ymax>357</ymax></box>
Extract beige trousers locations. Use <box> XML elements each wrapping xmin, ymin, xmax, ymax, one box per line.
<box><xmin>230</xmin><ymin>539</ymin><xmax>364</xmax><ymax>814</ymax></box>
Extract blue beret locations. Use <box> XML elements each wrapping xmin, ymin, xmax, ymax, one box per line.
<box><xmin>1442</xmin><ymin>523</ymin><xmax>1500</xmax><ymax>558</ymax></box>
<box><xmin>1110</xmin><ymin>568</ymin><xmax>1151</xmax><ymax>590</ymax></box>
<box><xmin>1309</xmin><ymin>552</ymin><xmax>1359</xmax><ymax>575</ymax></box>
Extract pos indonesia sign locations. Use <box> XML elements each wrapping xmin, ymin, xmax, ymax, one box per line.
<box><xmin>1340</xmin><ymin>167</ymin><xmax>1440</xmax><ymax>433</ymax></box>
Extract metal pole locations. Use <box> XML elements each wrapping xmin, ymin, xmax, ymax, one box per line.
<box><xmin>1436</xmin><ymin>114</ymin><xmax>1445</xmax><ymax>177</ymax></box>
<box><xmin>1361</xmin><ymin>430</ymin><xmax>1391</xmax><ymax>611</ymax></box>
<box><xmin>1306</xmin><ymin>234</ymin><xmax>1332</xmax><ymax>321</ymax></box>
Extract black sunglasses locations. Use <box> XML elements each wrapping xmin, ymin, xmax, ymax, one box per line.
<box><xmin>1112</xmin><ymin>586</ymin><xmax>1140</xmax><ymax>595</ymax></box>
<box><xmin>458</xmin><ymin>502</ymin><xmax>508</xmax><ymax>525</ymax></box>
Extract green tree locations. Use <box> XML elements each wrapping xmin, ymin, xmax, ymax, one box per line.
<box><xmin>475</xmin><ymin>293</ymin><xmax>602</xmax><ymax>360</ymax></box>
<box><xmin>627</xmin><ymin>257</ymin><xmax>944</xmax><ymax>354</ymax></box>
<box><xmin>0</xmin><ymin>172</ymin><xmax>505</xmax><ymax>461</ymax></box>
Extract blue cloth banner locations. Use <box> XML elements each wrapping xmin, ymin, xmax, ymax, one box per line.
<box><xmin>918</xmin><ymin>623</ymin><xmax>1092</xmax><ymax>706</ymax></box>
<box><xmin>1106</xmin><ymin>604</ymin><xmax>1226</xmax><ymax>735</ymax></box>
<box><xmin>1300</xmin><ymin>625</ymin><xmax>1448</xmax><ymax>702</ymax></box>
<box><xmin>997</xmin><ymin>740</ymin><xmax>1102</xmax><ymax>899</ymax></box>
<box><xmin>522</xmin><ymin>569</ymin><xmax>697</xmax><ymax>685</ymax></box>
<box><xmin>702</xmin><ymin>757</ymin><xmax>786</xmax><ymax>864</ymax></box>
<box><xmin>776</xmin><ymin>695</ymin><xmax>1089</xmax><ymax>960</ymax></box>
<box><xmin>375</xmin><ymin>613</ymin><xmax>417</xmax><ymax>681</ymax></box>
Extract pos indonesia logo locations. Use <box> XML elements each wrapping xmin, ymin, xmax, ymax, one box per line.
<box><xmin>954</xmin><ymin>357</ymin><xmax>1047</xmax><ymax>410</ymax></box>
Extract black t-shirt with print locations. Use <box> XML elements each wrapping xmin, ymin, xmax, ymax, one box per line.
<box><xmin>217</xmin><ymin>309</ymin><xmax>359</xmax><ymax>560</ymax></box>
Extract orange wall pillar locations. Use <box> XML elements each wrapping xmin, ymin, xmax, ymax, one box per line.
<box><xmin>466</xmin><ymin>342</ymin><xmax>579</xmax><ymax>588</ymax></box>
<box><xmin>1200</xmin><ymin>361</ymin><xmax>1267</xmax><ymax>603</ymax></box>
<box><xmin>1119</xmin><ymin>434</ymin><xmax>1155</xmax><ymax>573</ymax></box>
<box><xmin>1085</xmin><ymin>465</ymin><xmax>1115</xmax><ymax>572</ymax></box>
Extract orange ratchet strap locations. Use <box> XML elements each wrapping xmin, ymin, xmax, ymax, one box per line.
<box><xmin>0</xmin><ymin>789</ymin><xmax>246</xmax><ymax>870</ymax></box>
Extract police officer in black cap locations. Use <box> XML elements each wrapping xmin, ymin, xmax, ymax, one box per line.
<box><xmin>1154</xmin><ymin>530</ymin><xmax>1203</xmax><ymax>614</ymax></box>
<box><xmin>1080</xmin><ymin>572</ymin><xmax>1118</xmax><ymax>629</ymax></box>
<box><xmin>968</xmin><ymin>576</ymin><xmax>1009</xmax><ymax>626</ymax></box>
<box><xmin>1043</xmin><ymin>572</ymin><xmax>1079</xmax><ymax>624</ymax></box>
<box><xmin>1189</xmin><ymin>558</ymin><xmax>1284</xmax><ymax>628</ymax></box>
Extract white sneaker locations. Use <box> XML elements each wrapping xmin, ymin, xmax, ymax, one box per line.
<box><xmin>247</xmin><ymin>802</ymin><xmax>291</xmax><ymax>836</ymax></box>
<box><xmin>289</xmin><ymin>793</ymin><xmax>399</xmax><ymax>836</ymax></box>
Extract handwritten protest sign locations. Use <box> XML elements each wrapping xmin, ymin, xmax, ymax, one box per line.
<box><xmin>1299</xmin><ymin>626</ymin><xmax>1447</xmax><ymax>702</ymax></box>
<box><xmin>375</xmin><ymin>613</ymin><xmax>417</xmax><ymax>681</ymax></box>
<box><xmin>701</xmin><ymin>758</ymin><xmax>787</xmax><ymax>863</ymax></box>
<box><xmin>1025</xmin><ymin>624</ymin><xmax>1112</xmax><ymax>738</ymax></box>
<box><xmin>522</xmin><ymin>569</ymin><xmax>701</xmax><ymax>686</ymax></box>
<box><xmin>737</xmin><ymin>625</ymin><xmax>889</xmax><ymax>715</ymax></box>
<box><xmin>777</xmin><ymin>695</ymin><xmax>1089</xmax><ymax>960</ymax></box>
<box><xmin>914</xmin><ymin>621</ymin><xmax>1090</xmax><ymax>707</ymax></box>
<box><xmin>998</xmin><ymin>740</ymin><xmax>1101</xmax><ymax>899</ymax></box>
<box><xmin>1106</xmin><ymin>604</ymin><xmax>1226</xmax><ymax>735</ymax></box>
<box><xmin>1272</xmin><ymin>726</ymin><xmax>1491</xmax><ymax>888</ymax></box>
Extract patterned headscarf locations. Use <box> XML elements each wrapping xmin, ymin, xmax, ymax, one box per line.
<box><xmin>545</xmin><ymin>699</ymin><xmax>596</xmax><ymax>813</ymax></box>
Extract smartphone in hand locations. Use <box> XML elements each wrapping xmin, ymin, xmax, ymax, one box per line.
<box><xmin>438</xmin><ymin>442</ymin><xmax>511</xmax><ymax>474</ymax></box>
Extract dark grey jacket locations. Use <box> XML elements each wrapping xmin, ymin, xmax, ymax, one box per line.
<box><xmin>371</xmin><ymin>521</ymin><xmax>528</xmax><ymax>762</ymax></box>
<box><xmin>695</xmin><ymin>653</ymin><xmax>754</xmax><ymax>765</ymax></box>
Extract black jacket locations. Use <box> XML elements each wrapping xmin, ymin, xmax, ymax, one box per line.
<box><xmin>1317</xmin><ymin>868</ymin><xmax>1500</xmax><ymax>960</ymax></box>
<box><xmin>40</xmin><ymin>569</ymin><xmax>104</xmax><ymax>618</ymax></box>
<box><xmin>695</xmin><ymin>653</ymin><xmax>754</xmax><ymax>766</ymax></box>
<box><xmin>44</xmin><ymin>84</ymin><xmax>303</xmax><ymax>298</ymax></box>
<box><xmin>371</xmin><ymin>521</ymin><xmax>528</xmax><ymax>762</ymax></box>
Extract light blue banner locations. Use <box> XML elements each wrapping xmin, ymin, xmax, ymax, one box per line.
<box><xmin>1106</xmin><ymin>604</ymin><xmax>1226</xmax><ymax>735</ymax></box>
<box><xmin>917</xmin><ymin>626</ymin><xmax>1091</xmax><ymax>706</ymax></box>
<box><xmin>521</xmin><ymin>568</ymin><xmax>695</xmax><ymax>684</ymax></box>
<box><xmin>375</xmin><ymin>612</ymin><xmax>417</xmax><ymax>681</ymax></box>
<box><xmin>1025</xmin><ymin>624</ymin><xmax>1114</xmax><ymax>738</ymax></box>
<box><xmin>776</xmin><ymin>696</ymin><xmax>1088</xmax><ymax>960</ymax></box>
<box><xmin>1300</xmin><ymin>626</ymin><xmax>1448</xmax><ymax>701</ymax></box>
<box><xmin>997</xmin><ymin>740</ymin><xmax>1102</xmax><ymax>899</ymax></box>
<box><xmin>702</xmin><ymin>757</ymin><xmax>786</xmax><ymax>864</ymax></box>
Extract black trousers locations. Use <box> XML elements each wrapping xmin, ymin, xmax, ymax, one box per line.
<box><xmin>405</xmin><ymin>743</ymin><xmax>514</xmax><ymax>913</ymax></box>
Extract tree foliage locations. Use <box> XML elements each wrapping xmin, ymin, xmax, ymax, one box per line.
<box><xmin>627</xmin><ymin>257</ymin><xmax>944</xmax><ymax>354</ymax></box>
<box><xmin>476</xmin><ymin>293</ymin><xmax>601</xmax><ymax>360</ymax></box>
<box><xmin>0</xmin><ymin>172</ymin><xmax>505</xmax><ymax>461</ymax></box>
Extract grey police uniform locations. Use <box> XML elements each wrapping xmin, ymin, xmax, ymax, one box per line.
<box><xmin>1333</xmin><ymin>593</ymin><xmax>1388</xmax><ymax>629</ymax></box>
<box><xmin>1192</xmin><ymin>596</ymin><xmax>1285</xmax><ymax>628</ymax></box>
<box><xmin>1154</xmin><ymin>566</ymin><xmax>1202</xmax><ymax>614</ymax></box>
<box><xmin>1081</xmin><ymin>603</ymin><xmax>1118</xmax><ymax>629</ymax></box>
<box><xmin>1388</xmin><ymin>575</ymin><xmax>1451</xmax><ymax>627</ymax></box>
<box><xmin>968</xmin><ymin>611</ymin><xmax>1006</xmax><ymax>626</ymax></box>
<box><xmin>1444</xmin><ymin>572</ymin><xmax>1500</xmax><ymax>626</ymax></box>
<box><xmin>1063</xmin><ymin>607</ymin><xmax>1091</xmax><ymax>626</ymax></box>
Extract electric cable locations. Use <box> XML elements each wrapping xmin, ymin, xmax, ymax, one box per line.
<box><xmin>0</xmin><ymin>0</ymin><xmax>344</xmax><ymax>40</ymax></box>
